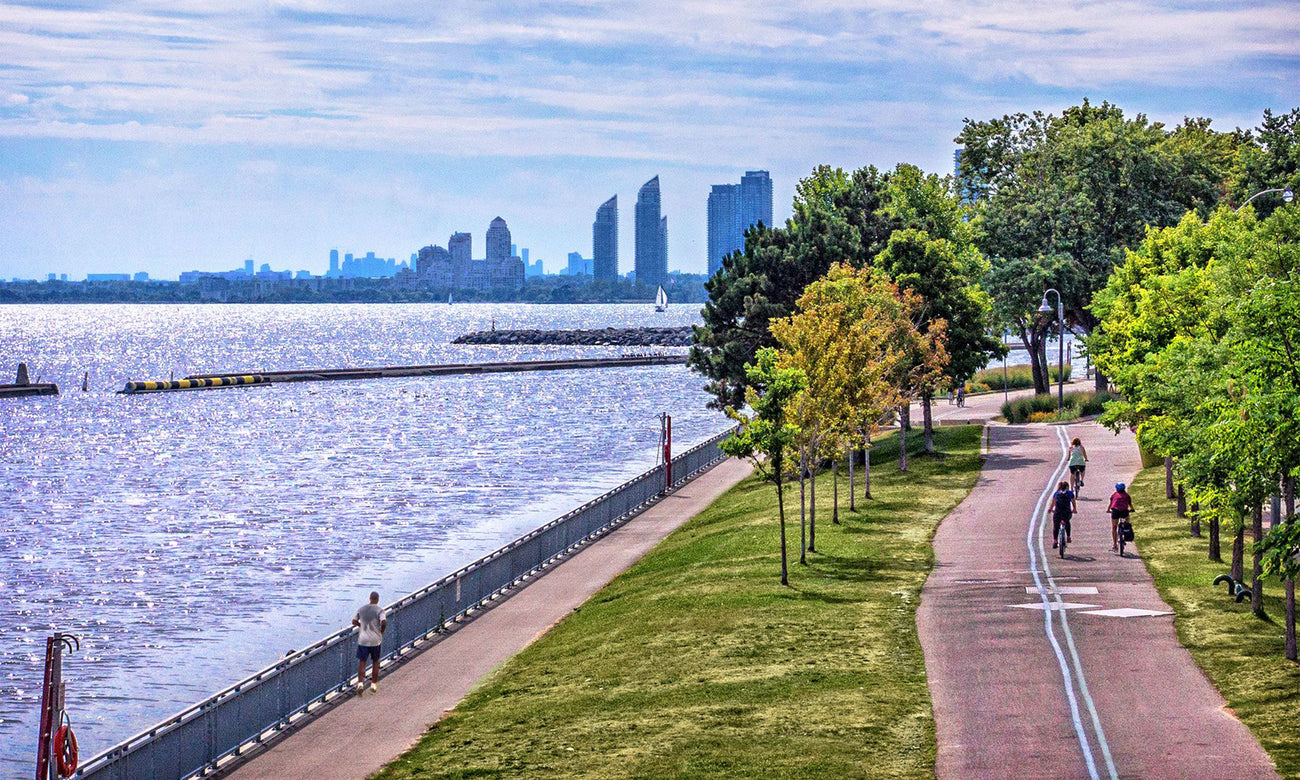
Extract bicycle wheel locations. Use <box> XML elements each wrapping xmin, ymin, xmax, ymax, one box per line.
<box><xmin>1118</xmin><ymin>533</ymin><xmax>1125</xmax><ymax>556</ymax></box>
<box><xmin>1058</xmin><ymin>522</ymin><xmax>1067</xmax><ymax>557</ymax></box>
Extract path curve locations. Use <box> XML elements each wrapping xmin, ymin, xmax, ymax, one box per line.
<box><xmin>918</xmin><ymin>422</ymin><xmax>1278</xmax><ymax>779</ymax></box>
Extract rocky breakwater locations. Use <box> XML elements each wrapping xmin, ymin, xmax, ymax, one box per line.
<box><xmin>453</xmin><ymin>326</ymin><xmax>694</xmax><ymax>347</ymax></box>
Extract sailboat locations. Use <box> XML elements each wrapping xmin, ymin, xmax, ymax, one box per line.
<box><xmin>447</xmin><ymin>292</ymin><xmax>453</xmax><ymax>305</ymax></box>
<box><xmin>654</xmin><ymin>285</ymin><xmax>668</xmax><ymax>312</ymax></box>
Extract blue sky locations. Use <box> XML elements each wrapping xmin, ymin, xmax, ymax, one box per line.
<box><xmin>1</xmin><ymin>1</ymin><xmax>1297</xmax><ymax>280</ymax></box>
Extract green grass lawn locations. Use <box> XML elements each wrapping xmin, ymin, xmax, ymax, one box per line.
<box><xmin>1131</xmin><ymin>468</ymin><xmax>1300</xmax><ymax>777</ymax></box>
<box><xmin>373</xmin><ymin>425</ymin><xmax>984</xmax><ymax>780</ymax></box>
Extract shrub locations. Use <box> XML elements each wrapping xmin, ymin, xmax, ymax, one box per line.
<box><xmin>971</xmin><ymin>363</ymin><xmax>1071</xmax><ymax>392</ymax></box>
<box><xmin>1001</xmin><ymin>390</ymin><xmax>1116</xmax><ymax>423</ymax></box>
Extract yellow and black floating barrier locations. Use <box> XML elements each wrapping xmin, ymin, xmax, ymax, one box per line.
<box><xmin>120</xmin><ymin>375</ymin><xmax>272</xmax><ymax>394</ymax></box>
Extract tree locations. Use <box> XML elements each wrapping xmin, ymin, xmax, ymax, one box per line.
<box><xmin>873</xmin><ymin>224</ymin><xmax>1004</xmax><ymax>453</ymax></box>
<box><xmin>958</xmin><ymin>100</ymin><xmax>1241</xmax><ymax>392</ymax></box>
<box><xmin>719</xmin><ymin>348</ymin><xmax>806</xmax><ymax>586</ymax></box>
<box><xmin>1231</xmin><ymin>108</ymin><xmax>1300</xmax><ymax>218</ymax></box>
<box><xmin>690</xmin><ymin>166</ymin><xmax>897</xmax><ymax>409</ymax></box>
<box><xmin>770</xmin><ymin>263</ymin><xmax>933</xmax><ymax>511</ymax></box>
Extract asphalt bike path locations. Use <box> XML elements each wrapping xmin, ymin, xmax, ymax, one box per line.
<box><xmin>222</xmin><ymin>457</ymin><xmax>753</xmax><ymax>780</ymax></box>
<box><xmin>918</xmin><ymin>422</ymin><xmax>1278</xmax><ymax>779</ymax></box>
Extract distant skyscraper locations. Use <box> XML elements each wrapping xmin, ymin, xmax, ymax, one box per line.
<box><xmin>593</xmin><ymin>195</ymin><xmax>618</xmax><ymax>281</ymax></box>
<box><xmin>486</xmin><ymin>217</ymin><xmax>511</xmax><ymax>263</ymax></box>
<box><xmin>329</xmin><ymin>249</ymin><xmax>340</xmax><ymax>277</ymax></box>
<box><xmin>739</xmin><ymin>170</ymin><xmax>773</xmax><ymax>235</ymax></box>
<box><xmin>707</xmin><ymin>170</ymin><xmax>773</xmax><ymax>276</ymax></box>
<box><xmin>635</xmin><ymin>176</ymin><xmax>666</xmax><ymax>287</ymax></box>
<box><xmin>707</xmin><ymin>184</ymin><xmax>740</xmax><ymax>276</ymax></box>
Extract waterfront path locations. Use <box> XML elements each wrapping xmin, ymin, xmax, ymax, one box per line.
<box><xmin>223</xmin><ymin>457</ymin><xmax>753</xmax><ymax>780</ymax></box>
<box><xmin>918</xmin><ymin>422</ymin><xmax>1278</xmax><ymax>779</ymax></box>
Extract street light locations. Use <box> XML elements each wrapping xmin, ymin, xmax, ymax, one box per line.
<box><xmin>1236</xmin><ymin>186</ymin><xmax>1294</xmax><ymax>213</ymax></box>
<box><xmin>1038</xmin><ymin>289</ymin><xmax>1064</xmax><ymax>411</ymax></box>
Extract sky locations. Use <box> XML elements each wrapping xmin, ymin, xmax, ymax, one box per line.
<box><xmin>0</xmin><ymin>1</ymin><xmax>1297</xmax><ymax>280</ymax></box>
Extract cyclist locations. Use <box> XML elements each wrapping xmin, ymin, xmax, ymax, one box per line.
<box><xmin>1051</xmin><ymin>479</ymin><xmax>1076</xmax><ymax>550</ymax></box>
<box><xmin>1068</xmin><ymin>437</ymin><xmax>1088</xmax><ymax>491</ymax></box>
<box><xmin>1108</xmin><ymin>483</ymin><xmax>1134</xmax><ymax>552</ymax></box>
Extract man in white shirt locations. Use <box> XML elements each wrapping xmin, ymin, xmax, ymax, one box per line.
<box><xmin>352</xmin><ymin>591</ymin><xmax>386</xmax><ymax>695</ymax></box>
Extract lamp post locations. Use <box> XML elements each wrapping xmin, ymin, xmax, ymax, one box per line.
<box><xmin>1038</xmin><ymin>289</ymin><xmax>1064</xmax><ymax>411</ymax></box>
<box><xmin>1236</xmin><ymin>186</ymin><xmax>1294</xmax><ymax>213</ymax></box>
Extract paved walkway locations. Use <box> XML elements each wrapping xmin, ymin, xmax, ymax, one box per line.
<box><xmin>918</xmin><ymin>422</ymin><xmax>1278</xmax><ymax>779</ymax></box>
<box><xmin>223</xmin><ymin>457</ymin><xmax>753</xmax><ymax>780</ymax></box>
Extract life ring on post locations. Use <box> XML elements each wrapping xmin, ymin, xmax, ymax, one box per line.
<box><xmin>53</xmin><ymin>721</ymin><xmax>78</xmax><ymax>778</ymax></box>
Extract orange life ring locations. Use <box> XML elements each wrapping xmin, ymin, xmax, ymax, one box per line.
<box><xmin>53</xmin><ymin>724</ymin><xmax>78</xmax><ymax>777</ymax></box>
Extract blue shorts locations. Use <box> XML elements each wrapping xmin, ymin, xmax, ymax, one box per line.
<box><xmin>357</xmin><ymin>644</ymin><xmax>380</xmax><ymax>663</ymax></box>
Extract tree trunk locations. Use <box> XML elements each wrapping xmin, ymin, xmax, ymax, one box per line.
<box><xmin>922</xmin><ymin>393</ymin><xmax>935</xmax><ymax>454</ymax></box>
<box><xmin>1252</xmin><ymin>504</ymin><xmax>1264</xmax><ymax>617</ymax></box>
<box><xmin>1209</xmin><ymin>516</ymin><xmax>1221</xmax><ymax>562</ymax></box>
<box><xmin>1231</xmin><ymin>522</ymin><xmax>1244</xmax><ymax>583</ymax></box>
<box><xmin>799</xmin><ymin>452</ymin><xmax>807</xmax><ymax>565</ymax></box>
<box><xmin>898</xmin><ymin>407</ymin><xmax>909</xmax><ymax>473</ymax></box>
<box><xmin>1287</xmin><ymin>479</ymin><xmax>1296</xmax><ymax>661</ymax></box>
<box><xmin>776</xmin><ymin>475</ymin><xmax>788</xmax><ymax>586</ymax></box>
<box><xmin>1164</xmin><ymin>457</ymin><xmax>1175</xmax><ymax>500</ymax></box>
<box><xmin>848</xmin><ymin>451</ymin><xmax>855</xmax><ymax>512</ymax></box>
<box><xmin>863</xmin><ymin>433</ymin><xmax>872</xmax><ymax>500</ymax></box>
<box><xmin>1176</xmin><ymin>484</ymin><xmax>1187</xmax><ymax>519</ymax></box>
<box><xmin>1094</xmin><ymin>369</ymin><xmax>1108</xmax><ymax>392</ymax></box>
<box><xmin>1272</xmin><ymin>491</ymin><xmax>1283</xmax><ymax>529</ymax></box>
<box><xmin>900</xmin><ymin>402</ymin><xmax>912</xmax><ymax>431</ymax></box>
<box><xmin>1190</xmin><ymin>501</ymin><xmax>1201</xmax><ymax>538</ymax></box>
<box><xmin>809</xmin><ymin>457</ymin><xmax>817</xmax><ymax>553</ymax></box>
<box><xmin>832</xmin><ymin>459</ymin><xmax>839</xmax><ymax>524</ymax></box>
<box><xmin>1287</xmin><ymin>580</ymin><xmax>1297</xmax><ymax>662</ymax></box>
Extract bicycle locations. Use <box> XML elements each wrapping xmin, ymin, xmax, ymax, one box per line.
<box><xmin>1116</xmin><ymin>513</ymin><xmax>1134</xmax><ymax>556</ymax></box>
<box><xmin>1057</xmin><ymin>517</ymin><xmax>1069</xmax><ymax>557</ymax></box>
<box><xmin>1069</xmin><ymin>465</ymin><xmax>1085</xmax><ymax>495</ymax></box>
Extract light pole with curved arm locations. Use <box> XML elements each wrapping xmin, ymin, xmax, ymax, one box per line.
<box><xmin>1236</xmin><ymin>186</ymin><xmax>1294</xmax><ymax>213</ymax></box>
<box><xmin>1038</xmin><ymin>289</ymin><xmax>1064</xmax><ymax>410</ymax></box>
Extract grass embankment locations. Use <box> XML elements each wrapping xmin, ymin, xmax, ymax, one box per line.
<box><xmin>375</xmin><ymin>425</ymin><xmax>984</xmax><ymax>780</ymax></box>
<box><xmin>1131</xmin><ymin>468</ymin><xmax>1300</xmax><ymax>776</ymax></box>
<box><xmin>966</xmin><ymin>363</ymin><xmax>1070</xmax><ymax>393</ymax></box>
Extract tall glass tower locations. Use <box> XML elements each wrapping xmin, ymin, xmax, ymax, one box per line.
<box><xmin>635</xmin><ymin>176</ymin><xmax>665</xmax><ymax>287</ymax></box>
<box><xmin>593</xmin><ymin>196</ymin><xmax>618</xmax><ymax>281</ymax></box>
<box><xmin>707</xmin><ymin>170</ymin><xmax>772</xmax><ymax>276</ymax></box>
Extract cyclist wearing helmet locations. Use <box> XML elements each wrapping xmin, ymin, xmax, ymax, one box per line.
<box><xmin>1051</xmin><ymin>480</ymin><xmax>1076</xmax><ymax>549</ymax></box>
<box><xmin>1108</xmin><ymin>482</ymin><xmax>1134</xmax><ymax>551</ymax></box>
<box><xmin>1068</xmin><ymin>438</ymin><xmax>1088</xmax><ymax>488</ymax></box>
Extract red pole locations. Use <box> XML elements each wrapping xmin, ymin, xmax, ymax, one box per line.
<box><xmin>36</xmin><ymin>637</ymin><xmax>55</xmax><ymax>780</ymax></box>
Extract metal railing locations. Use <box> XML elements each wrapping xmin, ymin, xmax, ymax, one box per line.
<box><xmin>73</xmin><ymin>428</ymin><xmax>735</xmax><ymax>780</ymax></box>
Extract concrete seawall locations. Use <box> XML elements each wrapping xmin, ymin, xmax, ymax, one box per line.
<box><xmin>185</xmin><ymin>354</ymin><xmax>687</xmax><ymax>385</ymax></box>
<box><xmin>452</xmin><ymin>326</ymin><xmax>693</xmax><ymax>347</ymax></box>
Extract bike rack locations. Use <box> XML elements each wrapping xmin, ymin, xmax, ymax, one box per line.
<box><xmin>1212</xmin><ymin>574</ymin><xmax>1253</xmax><ymax>603</ymax></box>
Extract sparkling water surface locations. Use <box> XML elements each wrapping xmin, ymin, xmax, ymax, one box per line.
<box><xmin>0</xmin><ymin>304</ymin><xmax>728</xmax><ymax>771</ymax></box>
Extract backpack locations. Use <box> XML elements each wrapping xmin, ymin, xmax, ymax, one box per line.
<box><xmin>1053</xmin><ymin>490</ymin><xmax>1073</xmax><ymax>515</ymax></box>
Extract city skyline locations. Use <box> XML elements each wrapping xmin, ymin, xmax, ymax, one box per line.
<box><xmin>1</xmin><ymin>2</ymin><xmax>1296</xmax><ymax>281</ymax></box>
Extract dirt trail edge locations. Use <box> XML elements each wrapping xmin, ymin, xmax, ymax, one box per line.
<box><xmin>222</xmin><ymin>457</ymin><xmax>753</xmax><ymax>780</ymax></box>
<box><xmin>918</xmin><ymin>422</ymin><xmax>1278</xmax><ymax>780</ymax></box>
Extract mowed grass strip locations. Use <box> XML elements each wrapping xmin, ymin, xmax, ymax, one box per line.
<box><xmin>1131</xmin><ymin>468</ymin><xmax>1300</xmax><ymax>776</ymax></box>
<box><xmin>374</xmin><ymin>425</ymin><xmax>983</xmax><ymax>780</ymax></box>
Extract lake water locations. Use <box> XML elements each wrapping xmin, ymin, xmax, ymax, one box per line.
<box><xmin>0</xmin><ymin>303</ymin><xmax>730</xmax><ymax>772</ymax></box>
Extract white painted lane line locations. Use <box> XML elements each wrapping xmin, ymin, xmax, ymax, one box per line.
<box><xmin>1009</xmin><ymin>602</ymin><xmax>1100</xmax><ymax>611</ymax></box>
<box><xmin>1026</xmin><ymin>586</ymin><xmax>1099</xmax><ymax>595</ymax></box>
<box><xmin>1080</xmin><ymin>608</ymin><xmax>1173</xmax><ymax>618</ymax></box>
<box><xmin>1026</xmin><ymin>429</ymin><xmax>1101</xmax><ymax>780</ymax></box>
<box><xmin>1045</xmin><ymin>425</ymin><xmax>1119</xmax><ymax>780</ymax></box>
